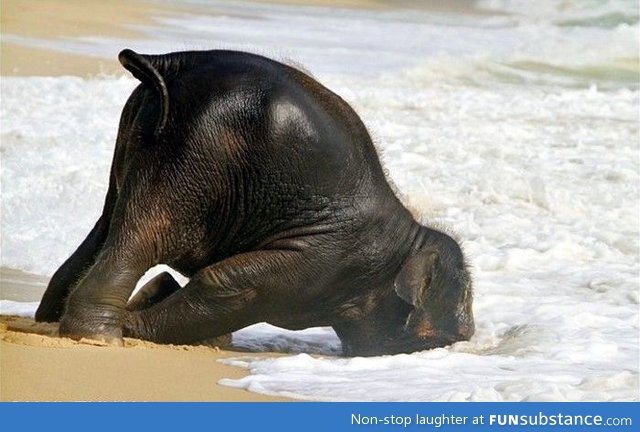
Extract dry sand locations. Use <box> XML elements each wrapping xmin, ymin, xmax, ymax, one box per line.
<box><xmin>0</xmin><ymin>269</ymin><xmax>291</xmax><ymax>402</ymax></box>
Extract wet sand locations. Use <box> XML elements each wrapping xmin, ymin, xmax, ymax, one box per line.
<box><xmin>1</xmin><ymin>268</ymin><xmax>48</xmax><ymax>302</ymax></box>
<box><xmin>0</xmin><ymin>315</ymin><xmax>293</xmax><ymax>401</ymax></box>
<box><xmin>0</xmin><ymin>268</ymin><xmax>291</xmax><ymax>402</ymax></box>
<box><xmin>1</xmin><ymin>0</ymin><xmax>488</xmax><ymax>76</ymax></box>
<box><xmin>1</xmin><ymin>0</ymin><xmax>167</xmax><ymax>76</ymax></box>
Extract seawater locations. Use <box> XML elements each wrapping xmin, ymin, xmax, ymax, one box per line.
<box><xmin>1</xmin><ymin>0</ymin><xmax>638</xmax><ymax>401</ymax></box>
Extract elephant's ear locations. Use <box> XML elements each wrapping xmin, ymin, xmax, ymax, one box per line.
<box><xmin>118</xmin><ymin>49</ymin><xmax>169</xmax><ymax>135</ymax></box>
<box><xmin>394</xmin><ymin>248</ymin><xmax>439</xmax><ymax>307</ymax></box>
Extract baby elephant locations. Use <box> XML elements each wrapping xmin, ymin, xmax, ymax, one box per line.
<box><xmin>36</xmin><ymin>49</ymin><xmax>474</xmax><ymax>356</ymax></box>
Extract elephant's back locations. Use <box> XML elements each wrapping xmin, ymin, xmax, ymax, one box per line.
<box><xmin>147</xmin><ymin>50</ymin><xmax>397</xmax><ymax>246</ymax></box>
<box><xmin>163</xmin><ymin>51</ymin><xmax>388</xmax><ymax>196</ymax></box>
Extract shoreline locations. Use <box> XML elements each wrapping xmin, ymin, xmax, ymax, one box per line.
<box><xmin>0</xmin><ymin>314</ymin><xmax>293</xmax><ymax>402</ymax></box>
<box><xmin>1</xmin><ymin>0</ymin><xmax>492</xmax><ymax>77</ymax></box>
<box><xmin>1</xmin><ymin>0</ymin><xmax>178</xmax><ymax>76</ymax></box>
<box><xmin>0</xmin><ymin>268</ymin><xmax>292</xmax><ymax>402</ymax></box>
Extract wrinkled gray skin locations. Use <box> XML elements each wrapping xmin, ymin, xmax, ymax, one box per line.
<box><xmin>35</xmin><ymin>49</ymin><xmax>474</xmax><ymax>356</ymax></box>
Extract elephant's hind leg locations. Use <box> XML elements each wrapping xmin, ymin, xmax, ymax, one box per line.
<box><xmin>126</xmin><ymin>271</ymin><xmax>232</xmax><ymax>347</ymax></box>
<box><xmin>35</xmin><ymin>214</ymin><xmax>111</xmax><ymax>323</ymax></box>
<box><xmin>124</xmin><ymin>249</ymin><xmax>317</xmax><ymax>345</ymax></box>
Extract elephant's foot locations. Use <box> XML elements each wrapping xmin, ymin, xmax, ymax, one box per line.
<box><xmin>34</xmin><ymin>302</ymin><xmax>64</xmax><ymax>323</ymax></box>
<box><xmin>58</xmin><ymin>305</ymin><xmax>124</xmax><ymax>345</ymax></box>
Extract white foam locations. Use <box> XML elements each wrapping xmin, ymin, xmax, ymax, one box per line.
<box><xmin>0</xmin><ymin>301</ymin><xmax>39</xmax><ymax>318</ymax></box>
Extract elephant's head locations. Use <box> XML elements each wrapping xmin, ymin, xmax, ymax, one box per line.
<box><xmin>390</xmin><ymin>230</ymin><xmax>474</xmax><ymax>353</ymax></box>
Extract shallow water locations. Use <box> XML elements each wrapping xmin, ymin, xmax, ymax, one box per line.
<box><xmin>1</xmin><ymin>0</ymin><xmax>638</xmax><ymax>401</ymax></box>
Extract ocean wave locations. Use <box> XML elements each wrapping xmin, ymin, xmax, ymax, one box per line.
<box><xmin>556</xmin><ymin>11</ymin><xmax>639</xmax><ymax>28</ymax></box>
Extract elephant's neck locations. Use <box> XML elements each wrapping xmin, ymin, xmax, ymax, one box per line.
<box><xmin>409</xmin><ymin>224</ymin><xmax>452</xmax><ymax>255</ymax></box>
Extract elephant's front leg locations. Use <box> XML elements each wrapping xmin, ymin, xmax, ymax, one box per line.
<box><xmin>124</xmin><ymin>249</ymin><xmax>319</xmax><ymax>345</ymax></box>
<box><xmin>58</xmin><ymin>238</ymin><xmax>153</xmax><ymax>343</ymax></box>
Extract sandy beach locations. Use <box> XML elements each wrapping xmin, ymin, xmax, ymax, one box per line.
<box><xmin>0</xmin><ymin>0</ymin><xmax>198</xmax><ymax>76</ymax></box>
<box><xmin>0</xmin><ymin>315</ymin><xmax>291</xmax><ymax>402</ymax></box>
<box><xmin>0</xmin><ymin>268</ymin><xmax>291</xmax><ymax>402</ymax></box>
